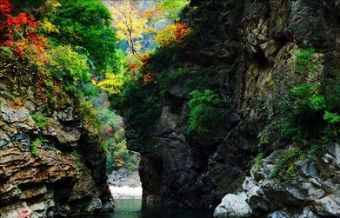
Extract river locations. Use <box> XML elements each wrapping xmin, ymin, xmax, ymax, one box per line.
<box><xmin>96</xmin><ymin>198</ymin><xmax>213</xmax><ymax>218</ymax></box>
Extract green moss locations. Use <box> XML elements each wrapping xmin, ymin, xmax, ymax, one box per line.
<box><xmin>30</xmin><ymin>138</ymin><xmax>43</xmax><ymax>156</ymax></box>
<box><xmin>72</xmin><ymin>150</ymin><xmax>82</xmax><ymax>170</ymax></box>
<box><xmin>32</xmin><ymin>113</ymin><xmax>48</xmax><ymax>129</ymax></box>
<box><xmin>187</xmin><ymin>89</ymin><xmax>224</xmax><ymax>134</ymax></box>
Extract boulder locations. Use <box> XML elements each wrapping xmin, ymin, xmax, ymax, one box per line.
<box><xmin>214</xmin><ymin>192</ymin><xmax>253</xmax><ymax>218</ymax></box>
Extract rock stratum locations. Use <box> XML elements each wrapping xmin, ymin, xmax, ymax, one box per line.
<box><xmin>122</xmin><ymin>0</ymin><xmax>340</xmax><ymax>215</ymax></box>
<box><xmin>0</xmin><ymin>61</ymin><xmax>113</xmax><ymax>217</ymax></box>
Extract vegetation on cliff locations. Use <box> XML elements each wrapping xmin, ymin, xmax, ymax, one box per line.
<box><xmin>0</xmin><ymin>0</ymin><xmax>136</xmax><ymax>172</ymax></box>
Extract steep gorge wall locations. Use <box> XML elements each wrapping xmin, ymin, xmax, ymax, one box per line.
<box><xmin>0</xmin><ymin>60</ymin><xmax>113</xmax><ymax>217</ymax></box>
<box><xmin>124</xmin><ymin>0</ymin><xmax>340</xmax><ymax>210</ymax></box>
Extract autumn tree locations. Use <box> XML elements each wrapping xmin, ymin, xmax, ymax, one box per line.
<box><xmin>110</xmin><ymin>0</ymin><xmax>149</xmax><ymax>55</ymax></box>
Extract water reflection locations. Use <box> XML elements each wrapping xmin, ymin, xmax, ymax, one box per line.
<box><xmin>96</xmin><ymin>199</ymin><xmax>212</xmax><ymax>218</ymax></box>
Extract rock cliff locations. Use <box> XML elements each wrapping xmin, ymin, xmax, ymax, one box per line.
<box><xmin>0</xmin><ymin>60</ymin><xmax>113</xmax><ymax>217</ymax></box>
<box><xmin>122</xmin><ymin>0</ymin><xmax>340</xmax><ymax>212</ymax></box>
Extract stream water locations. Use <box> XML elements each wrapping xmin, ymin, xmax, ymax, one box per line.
<box><xmin>96</xmin><ymin>198</ymin><xmax>213</xmax><ymax>218</ymax></box>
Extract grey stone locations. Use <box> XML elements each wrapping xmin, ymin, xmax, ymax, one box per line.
<box><xmin>314</xmin><ymin>195</ymin><xmax>340</xmax><ymax>217</ymax></box>
<box><xmin>86</xmin><ymin>197</ymin><xmax>103</xmax><ymax>213</ymax></box>
<box><xmin>0</xmin><ymin>129</ymin><xmax>11</xmax><ymax>147</ymax></box>
<box><xmin>214</xmin><ymin>192</ymin><xmax>253</xmax><ymax>218</ymax></box>
<box><xmin>267</xmin><ymin>210</ymin><xmax>291</xmax><ymax>218</ymax></box>
<box><xmin>298</xmin><ymin>207</ymin><xmax>320</xmax><ymax>218</ymax></box>
<box><xmin>327</xmin><ymin>143</ymin><xmax>340</xmax><ymax>164</ymax></box>
<box><xmin>298</xmin><ymin>159</ymin><xmax>320</xmax><ymax>179</ymax></box>
<box><xmin>1</xmin><ymin>104</ymin><xmax>30</xmax><ymax>123</ymax></box>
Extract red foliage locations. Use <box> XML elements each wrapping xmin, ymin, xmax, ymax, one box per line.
<box><xmin>0</xmin><ymin>0</ymin><xmax>12</xmax><ymax>14</ymax></box>
<box><xmin>0</xmin><ymin>0</ymin><xmax>47</xmax><ymax>58</ymax></box>
<box><xmin>174</xmin><ymin>22</ymin><xmax>191</xmax><ymax>43</ymax></box>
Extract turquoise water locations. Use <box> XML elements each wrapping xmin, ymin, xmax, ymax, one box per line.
<box><xmin>97</xmin><ymin>199</ymin><xmax>213</xmax><ymax>218</ymax></box>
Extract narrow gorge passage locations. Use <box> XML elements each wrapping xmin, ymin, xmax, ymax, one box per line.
<box><xmin>2</xmin><ymin>0</ymin><xmax>340</xmax><ymax>218</ymax></box>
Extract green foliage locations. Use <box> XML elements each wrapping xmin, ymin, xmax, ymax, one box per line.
<box><xmin>290</xmin><ymin>83</ymin><xmax>325</xmax><ymax>113</ymax></box>
<box><xmin>52</xmin><ymin>0</ymin><xmax>119</xmax><ymax>73</ymax></box>
<box><xmin>272</xmin><ymin>148</ymin><xmax>306</xmax><ymax>180</ymax></box>
<box><xmin>277</xmin><ymin>120</ymin><xmax>304</xmax><ymax>143</ymax></box>
<box><xmin>252</xmin><ymin>153</ymin><xmax>264</xmax><ymax>171</ymax></box>
<box><xmin>96</xmin><ymin>107</ymin><xmax>139</xmax><ymax>172</ymax></box>
<box><xmin>31</xmin><ymin>138</ymin><xmax>43</xmax><ymax>156</ymax></box>
<box><xmin>187</xmin><ymin>89</ymin><xmax>224</xmax><ymax>134</ymax></box>
<box><xmin>155</xmin><ymin>0</ymin><xmax>189</xmax><ymax>21</ymax></box>
<box><xmin>72</xmin><ymin>150</ymin><xmax>82</xmax><ymax>170</ymax></box>
<box><xmin>79</xmin><ymin>100</ymin><xmax>100</xmax><ymax>134</ymax></box>
<box><xmin>269</xmin><ymin>47</ymin><xmax>340</xmax><ymax>167</ymax></box>
<box><xmin>276</xmin><ymin>48</ymin><xmax>339</xmax><ymax>149</ymax></box>
<box><xmin>308</xmin><ymin>143</ymin><xmax>326</xmax><ymax>157</ymax></box>
<box><xmin>114</xmin><ymin>80</ymin><xmax>160</xmax><ymax>127</ymax></box>
<box><xmin>323</xmin><ymin>111</ymin><xmax>340</xmax><ymax>124</ymax></box>
<box><xmin>47</xmin><ymin>45</ymin><xmax>91</xmax><ymax>93</ymax></box>
<box><xmin>294</xmin><ymin>48</ymin><xmax>318</xmax><ymax>75</ymax></box>
<box><xmin>32</xmin><ymin>113</ymin><xmax>48</xmax><ymax>129</ymax></box>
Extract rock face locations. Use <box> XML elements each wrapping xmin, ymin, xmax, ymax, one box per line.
<box><xmin>124</xmin><ymin>0</ymin><xmax>340</xmax><ymax>210</ymax></box>
<box><xmin>0</xmin><ymin>63</ymin><xmax>113</xmax><ymax>217</ymax></box>
<box><xmin>214</xmin><ymin>146</ymin><xmax>340</xmax><ymax>218</ymax></box>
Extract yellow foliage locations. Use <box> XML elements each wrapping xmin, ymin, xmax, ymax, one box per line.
<box><xmin>41</xmin><ymin>19</ymin><xmax>59</xmax><ymax>33</ymax></box>
<box><xmin>96</xmin><ymin>72</ymin><xmax>125</xmax><ymax>94</ymax></box>
<box><xmin>155</xmin><ymin>22</ymin><xmax>191</xmax><ymax>46</ymax></box>
<box><xmin>155</xmin><ymin>24</ymin><xmax>177</xmax><ymax>46</ymax></box>
<box><xmin>110</xmin><ymin>1</ymin><xmax>152</xmax><ymax>54</ymax></box>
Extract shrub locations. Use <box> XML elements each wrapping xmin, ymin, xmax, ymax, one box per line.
<box><xmin>187</xmin><ymin>89</ymin><xmax>224</xmax><ymax>134</ymax></box>
<box><xmin>276</xmin><ymin>48</ymin><xmax>329</xmax><ymax>146</ymax></box>
<box><xmin>252</xmin><ymin>153</ymin><xmax>264</xmax><ymax>171</ymax></box>
<box><xmin>79</xmin><ymin>100</ymin><xmax>100</xmax><ymax>134</ymax></box>
<box><xmin>323</xmin><ymin>111</ymin><xmax>340</xmax><ymax>124</ymax></box>
<box><xmin>272</xmin><ymin>148</ymin><xmax>306</xmax><ymax>180</ymax></box>
<box><xmin>0</xmin><ymin>0</ymin><xmax>48</xmax><ymax>66</ymax></box>
<box><xmin>95</xmin><ymin>72</ymin><xmax>126</xmax><ymax>95</ymax></box>
<box><xmin>32</xmin><ymin>113</ymin><xmax>48</xmax><ymax>129</ymax></box>
<box><xmin>309</xmin><ymin>143</ymin><xmax>326</xmax><ymax>157</ymax></box>
<box><xmin>294</xmin><ymin>48</ymin><xmax>318</xmax><ymax>75</ymax></box>
<box><xmin>290</xmin><ymin>83</ymin><xmax>325</xmax><ymax>113</ymax></box>
<box><xmin>47</xmin><ymin>45</ymin><xmax>91</xmax><ymax>93</ymax></box>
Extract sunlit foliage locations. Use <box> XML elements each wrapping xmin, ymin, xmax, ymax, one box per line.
<box><xmin>110</xmin><ymin>0</ymin><xmax>150</xmax><ymax>55</ymax></box>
